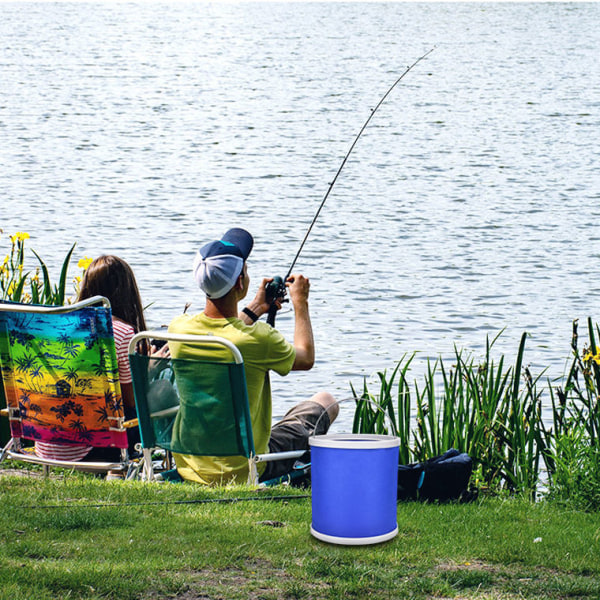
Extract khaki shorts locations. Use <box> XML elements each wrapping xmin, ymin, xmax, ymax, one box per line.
<box><xmin>260</xmin><ymin>400</ymin><xmax>331</xmax><ymax>482</ymax></box>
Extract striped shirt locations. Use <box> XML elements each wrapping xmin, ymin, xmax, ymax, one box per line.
<box><xmin>34</xmin><ymin>440</ymin><xmax>92</xmax><ymax>462</ymax></box>
<box><xmin>34</xmin><ymin>318</ymin><xmax>134</xmax><ymax>461</ymax></box>
<box><xmin>112</xmin><ymin>319</ymin><xmax>134</xmax><ymax>385</ymax></box>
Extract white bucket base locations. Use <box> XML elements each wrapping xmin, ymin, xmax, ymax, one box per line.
<box><xmin>311</xmin><ymin>525</ymin><xmax>398</xmax><ymax>546</ymax></box>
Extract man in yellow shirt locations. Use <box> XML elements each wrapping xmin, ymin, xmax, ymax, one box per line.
<box><xmin>169</xmin><ymin>227</ymin><xmax>338</xmax><ymax>484</ymax></box>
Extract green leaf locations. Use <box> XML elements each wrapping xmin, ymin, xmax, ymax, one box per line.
<box><xmin>31</xmin><ymin>249</ymin><xmax>53</xmax><ymax>304</ymax></box>
<box><xmin>57</xmin><ymin>242</ymin><xmax>77</xmax><ymax>306</ymax></box>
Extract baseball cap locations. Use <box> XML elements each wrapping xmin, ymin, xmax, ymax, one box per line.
<box><xmin>193</xmin><ymin>228</ymin><xmax>254</xmax><ymax>299</ymax></box>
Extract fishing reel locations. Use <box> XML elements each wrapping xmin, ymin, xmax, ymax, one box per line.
<box><xmin>265</xmin><ymin>276</ymin><xmax>287</xmax><ymax>303</ymax></box>
<box><xmin>265</xmin><ymin>276</ymin><xmax>288</xmax><ymax>326</ymax></box>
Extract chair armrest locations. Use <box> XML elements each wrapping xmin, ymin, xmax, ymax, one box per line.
<box><xmin>254</xmin><ymin>450</ymin><xmax>307</xmax><ymax>462</ymax></box>
<box><xmin>0</xmin><ymin>408</ymin><xmax>8</xmax><ymax>418</ymax></box>
<box><xmin>150</xmin><ymin>407</ymin><xmax>179</xmax><ymax>419</ymax></box>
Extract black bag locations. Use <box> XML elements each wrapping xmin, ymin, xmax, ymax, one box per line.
<box><xmin>397</xmin><ymin>449</ymin><xmax>474</xmax><ymax>502</ymax></box>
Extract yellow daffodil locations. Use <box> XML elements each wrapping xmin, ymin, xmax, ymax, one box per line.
<box><xmin>78</xmin><ymin>257</ymin><xmax>93</xmax><ymax>270</ymax></box>
<box><xmin>10</xmin><ymin>231</ymin><xmax>30</xmax><ymax>243</ymax></box>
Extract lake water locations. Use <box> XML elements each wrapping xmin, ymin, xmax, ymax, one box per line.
<box><xmin>1</xmin><ymin>2</ymin><xmax>599</xmax><ymax>430</ymax></box>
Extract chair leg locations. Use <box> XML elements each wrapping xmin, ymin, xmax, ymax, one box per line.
<box><xmin>126</xmin><ymin>460</ymin><xmax>142</xmax><ymax>480</ymax></box>
<box><xmin>247</xmin><ymin>458</ymin><xmax>259</xmax><ymax>486</ymax></box>
<box><xmin>142</xmin><ymin>448</ymin><xmax>154</xmax><ymax>481</ymax></box>
<box><xmin>0</xmin><ymin>438</ymin><xmax>13</xmax><ymax>463</ymax></box>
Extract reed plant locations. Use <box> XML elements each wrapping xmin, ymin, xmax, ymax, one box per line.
<box><xmin>351</xmin><ymin>353</ymin><xmax>415</xmax><ymax>465</ymax></box>
<box><xmin>352</xmin><ymin>332</ymin><xmax>548</xmax><ymax>498</ymax></box>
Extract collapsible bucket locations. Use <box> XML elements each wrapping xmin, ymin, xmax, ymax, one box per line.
<box><xmin>309</xmin><ymin>434</ymin><xmax>400</xmax><ymax>545</ymax></box>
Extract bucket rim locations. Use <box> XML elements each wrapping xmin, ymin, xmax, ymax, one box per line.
<box><xmin>309</xmin><ymin>433</ymin><xmax>400</xmax><ymax>449</ymax></box>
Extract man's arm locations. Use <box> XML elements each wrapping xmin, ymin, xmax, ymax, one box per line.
<box><xmin>238</xmin><ymin>277</ymin><xmax>277</xmax><ymax>325</ymax></box>
<box><xmin>287</xmin><ymin>274</ymin><xmax>314</xmax><ymax>371</ymax></box>
<box><xmin>239</xmin><ymin>274</ymin><xmax>315</xmax><ymax>370</ymax></box>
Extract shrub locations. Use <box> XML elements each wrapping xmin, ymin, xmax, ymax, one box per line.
<box><xmin>544</xmin><ymin>319</ymin><xmax>600</xmax><ymax>509</ymax></box>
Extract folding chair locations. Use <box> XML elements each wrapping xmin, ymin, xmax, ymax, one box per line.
<box><xmin>128</xmin><ymin>331</ymin><xmax>307</xmax><ymax>484</ymax></box>
<box><xmin>0</xmin><ymin>296</ymin><xmax>133</xmax><ymax>475</ymax></box>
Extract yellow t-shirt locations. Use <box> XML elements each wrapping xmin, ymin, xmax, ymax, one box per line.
<box><xmin>168</xmin><ymin>312</ymin><xmax>296</xmax><ymax>485</ymax></box>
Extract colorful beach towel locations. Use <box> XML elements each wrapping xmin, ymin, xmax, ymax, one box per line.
<box><xmin>0</xmin><ymin>304</ymin><xmax>128</xmax><ymax>449</ymax></box>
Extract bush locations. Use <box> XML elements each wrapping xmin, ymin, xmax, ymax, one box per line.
<box><xmin>546</xmin><ymin>430</ymin><xmax>600</xmax><ymax>510</ymax></box>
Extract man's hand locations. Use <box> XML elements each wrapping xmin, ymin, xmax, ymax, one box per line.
<box><xmin>286</xmin><ymin>274</ymin><xmax>310</xmax><ymax>308</ymax></box>
<box><xmin>239</xmin><ymin>277</ymin><xmax>283</xmax><ymax>324</ymax></box>
<box><xmin>257</xmin><ymin>277</ymin><xmax>285</xmax><ymax>313</ymax></box>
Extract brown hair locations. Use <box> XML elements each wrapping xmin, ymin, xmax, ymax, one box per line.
<box><xmin>79</xmin><ymin>255</ymin><xmax>148</xmax><ymax>350</ymax></box>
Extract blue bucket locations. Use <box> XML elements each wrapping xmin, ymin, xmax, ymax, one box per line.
<box><xmin>309</xmin><ymin>434</ymin><xmax>400</xmax><ymax>545</ymax></box>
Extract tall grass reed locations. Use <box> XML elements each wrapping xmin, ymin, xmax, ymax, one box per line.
<box><xmin>352</xmin><ymin>332</ymin><xmax>548</xmax><ymax>499</ymax></box>
<box><xmin>353</xmin><ymin>321</ymin><xmax>600</xmax><ymax>505</ymax></box>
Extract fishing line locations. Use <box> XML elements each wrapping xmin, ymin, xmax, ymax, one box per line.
<box><xmin>16</xmin><ymin>494</ymin><xmax>310</xmax><ymax>510</ymax></box>
<box><xmin>266</xmin><ymin>47</ymin><xmax>435</xmax><ymax>324</ymax></box>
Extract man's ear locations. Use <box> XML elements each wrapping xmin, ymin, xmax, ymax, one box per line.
<box><xmin>234</xmin><ymin>273</ymin><xmax>244</xmax><ymax>291</ymax></box>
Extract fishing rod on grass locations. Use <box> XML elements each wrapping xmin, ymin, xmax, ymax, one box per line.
<box><xmin>264</xmin><ymin>47</ymin><xmax>435</xmax><ymax>326</ymax></box>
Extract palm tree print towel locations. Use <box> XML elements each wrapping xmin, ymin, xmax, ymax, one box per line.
<box><xmin>0</xmin><ymin>305</ymin><xmax>128</xmax><ymax>449</ymax></box>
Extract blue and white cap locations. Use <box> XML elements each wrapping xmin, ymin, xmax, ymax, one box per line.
<box><xmin>193</xmin><ymin>228</ymin><xmax>254</xmax><ymax>299</ymax></box>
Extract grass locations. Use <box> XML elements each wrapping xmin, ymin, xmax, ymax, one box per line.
<box><xmin>1</xmin><ymin>469</ymin><xmax>600</xmax><ymax>599</ymax></box>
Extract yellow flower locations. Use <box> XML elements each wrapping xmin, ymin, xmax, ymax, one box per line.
<box><xmin>10</xmin><ymin>231</ymin><xmax>30</xmax><ymax>243</ymax></box>
<box><xmin>78</xmin><ymin>257</ymin><xmax>93</xmax><ymax>270</ymax></box>
<box><xmin>583</xmin><ymin>351</ymin><xmax>600</xmax><ymax>364</ymax></box>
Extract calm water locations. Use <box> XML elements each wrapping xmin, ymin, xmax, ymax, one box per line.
<box><xmin>1</xmin><ymin>2</ymin><xmax>599</xmax><ymax>429</ymax></box>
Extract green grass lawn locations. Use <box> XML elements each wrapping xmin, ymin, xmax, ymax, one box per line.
<box><xmin>1</xmin><ymin>469</ymin><xmax>599</xmax><ymax>600</ymax></box>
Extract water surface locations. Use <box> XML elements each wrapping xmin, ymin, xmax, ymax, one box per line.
<box><xmin>1</xmin><ymin>2</ymin><xmax>599</xmax><ymax>428</ymax></box>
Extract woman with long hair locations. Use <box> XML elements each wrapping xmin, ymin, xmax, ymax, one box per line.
<box><xmin>78</xmin><ymin>255</ymin><xmax>151</xmax><ymax>412</ymax></box>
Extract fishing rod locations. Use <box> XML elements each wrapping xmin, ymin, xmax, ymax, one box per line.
<box><xmin>265</xmin><ymin>47</ymin><xmax>435</xmax><ymax>326</ymax></box>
